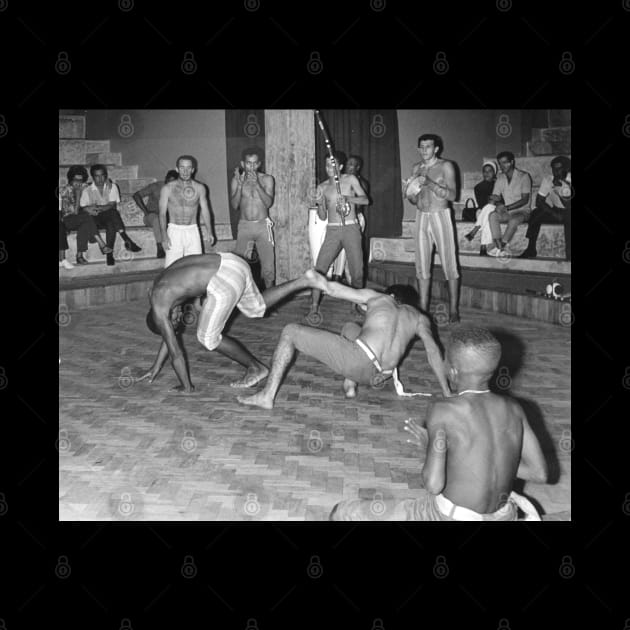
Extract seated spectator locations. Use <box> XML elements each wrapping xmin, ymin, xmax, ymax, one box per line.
<box><xmin>58</xmin><ymin>217</ymin><xmax>73</xmax><ymax>269</ymax></box>
<box><xmin>486</xmin><ymin>152</ymin><xmax>532</xmax><ymax>256</ymax></box>
<box><xmin>519</xmin><ymin>156</ymin><xmax>571</xmax><ymax>261</ymax></box>
<box><xmin>464</xmin><ymin>161</ymin><xmax>498</xmax><ymax>253</ymax></box>
<box><xmin>59</xmin><ymin>165</ymin><xmax>112</xmax><ymax>266</ymax></box>
<box><xmin>465</xmin><ymin>153</ymin><xmax>532</xmax><ymax>257</ymax></box>
<box><xmin>80</xmin><ymin>164</ymin><xmax>141</xmax><ymax>266</ymax></box>
<box><xmin>132</xmin><ymin>169</ymin><xmax>179</xmax><ymax>259</ymax></box>
<box><xmin>474</xmin><ymin>160</ymin><xmax>498</xmax><ymax>208</ymax></box>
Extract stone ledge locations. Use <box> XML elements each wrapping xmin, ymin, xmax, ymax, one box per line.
<box><xmin>60</xmin><ymin>237</ymin><xmax>237</xmax><ymax>279</ymax></box>
<box><xmin>387</xmin><ymin>222</ymin><xmax>567</xmax><ymax>259</ymax></box>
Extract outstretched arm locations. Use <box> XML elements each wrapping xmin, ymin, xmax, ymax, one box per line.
<box><xmin>415</xmin><ymin>314</ymin><xmax>451</xmax><ymax>397</ymax></box>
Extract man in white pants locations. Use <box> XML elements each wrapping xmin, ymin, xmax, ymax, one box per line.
<box><xmin>159</xmin><ymin>155</ymin><xmax>215</xmax><ymax>268</ymax></box>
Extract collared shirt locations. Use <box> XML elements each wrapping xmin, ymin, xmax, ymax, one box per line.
<box><xmin>538</xmin><ymin>172</ymin><xmax>572</xmax><ymax>208</ymax></box>
<box><xmin>80</xmin><ymin>180</ymin><xmax>121</xmax><ymax>207</ymax></box>
<box><xmin>135</xmin><ymin>181</ymin><xmax>163</xmax><ymax>214</ymax></box>
<box><xmin>492</xmin><ymin>168</ymin><xmax>532</xmax><ymax>208</ymax></box>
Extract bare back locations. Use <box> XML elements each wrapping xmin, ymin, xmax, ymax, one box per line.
<box><xmin>359</xmin><ymin>296</ymin><xmax>420</xmax><ymax>371</ymax></box>
<box><xmin>437</xmin><ymin>394</ymin><xmax>524</xmax><ymax>513</ymax></box>
<box><xmin>151</xmin><ymin>254</ymin><xmax>221</xmax><ymax>313</ymax></box>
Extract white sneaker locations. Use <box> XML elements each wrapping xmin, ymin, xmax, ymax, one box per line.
<box><xmin>59</xmin><ymin>259</ymin><xmax>74</xmax><ymax>269</ymax></box>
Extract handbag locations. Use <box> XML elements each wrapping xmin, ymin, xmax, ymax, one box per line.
<box><xmin>462</xmin><ymin>198</ymin><xmax>478</xmax><ymax>222</ymax></box>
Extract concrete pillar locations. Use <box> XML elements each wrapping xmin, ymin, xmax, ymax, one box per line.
<box><xmin>265</xmin><ymin>110</ymin><xmax>315</xmax><ymax>283</ymax></box>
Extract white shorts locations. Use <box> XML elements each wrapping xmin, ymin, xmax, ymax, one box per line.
<box><xmin>196</xmin><ymin>253</ymin><xmax>267</xmax><ymax>351</ymax></box>
<box><xmin>164</xmin><ymin>223</ymin><xmax>202</xmax><ymax>268</ymax></box>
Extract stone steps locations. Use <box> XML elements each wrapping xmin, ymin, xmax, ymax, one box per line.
<box><xmin>85</xmin><ymin>140</ymin><xmax>111</xmax><ymax>154</ymax></box>
<box><xmin>59</xmin><ymin>239</ymin><xmax>238</xmax><ymax>308</ymax></box>
<box><xmin>61</xmin><ymin>225</ymin><xmax>235</xmax><ymax>263</ymax></box>
<box><xmin>369</xmin><ymin>234</ymin><xmax>570</xmax><ymax>274</ymax></box>
<box><xmin>86</xmin><ymin>152</ymin><xmax>122</xmax><ymax>166</ymax></box>
<box><xmin>58</xmin><ymin>165</ymin><xmax>138</xmax><ymax>180</ymax></box>
<box><xmin>59</xmin><ymin>115</ymin><xmax>86</xmax><ymax>139</ymax></box>
<box><xmin>396</xmin><ymin>221</ymin><xmax>566</xmax><ymax>258</ymax></box>
<box><xmin>527</xmin><ymin>126</ymin><xmax>571</xmax><ymax>156</ymax></box>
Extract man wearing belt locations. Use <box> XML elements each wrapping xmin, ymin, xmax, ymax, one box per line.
<box><xmin>331</xmin><ymin>327</ymin><xmax>548</xmax><ymax>521</ymax></box>
<box><xmin>159</xmin><ymin>155</ymin><xmax>214</xmax><ymax>268</ymax></box>
<box><xmin>307</xmin><ymin>153</ymin><xmax>370</xmax><ymax>322</ymax></box>
<box><xmin>231</xmin><ymin>147</ymin><xmax>276</xmax><ymax>288</ymax></box>
<box><xmin>237</xmin><ymin>281</ymin><xmax>451</xmax><ymax>410</ymax></box>
<box><xmin>403</xmin><ymin>134</ymin><xmax>460</xmax><ymax>323</ymax></box>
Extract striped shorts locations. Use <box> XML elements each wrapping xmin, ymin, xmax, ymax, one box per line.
<box><xmin>196</xmin><ymin>253</ymin><xmax>266</xmax><ymax>351</ymax></box>
<box><xmin>414</xmin><ymin>208</ymin><xmax>460</xmax><ymax>280</ymax></box>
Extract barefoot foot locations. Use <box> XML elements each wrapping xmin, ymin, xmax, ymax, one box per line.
<box><xmin>230</xmin><ymin>365</ymin><xmax>269</xmax><ymax>388</ymax></box>
<box><xmin>304</xmin><ymin>268</ymin><xmax>329</xmax><ymax>293</ymax></box>
<box><xmin>237</xmin><ymin>391</ymin><xmax>274</xmax><ymax>409</ymax></box>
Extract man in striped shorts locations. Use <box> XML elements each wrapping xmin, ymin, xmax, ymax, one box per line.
<box><xmin>402</xmin><ymin>134</ymin><xmax>460</xmax><ymax>323</ymax></box>
<box><xmin>142</xmin><ymin>252</ymin><xmax>329</xmax><ymax>393</ymax></box>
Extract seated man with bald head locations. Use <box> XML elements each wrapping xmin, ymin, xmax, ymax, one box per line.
<box><xmin>331</xmin><ymin>327</ymin><xmax>548</xmax><ymax>521</ymax></box>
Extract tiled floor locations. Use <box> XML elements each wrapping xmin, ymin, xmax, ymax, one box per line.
<box><xmin>59</xmin><ymin>295</ymin><xmax>571</xmax><ymax>521</ymax></box>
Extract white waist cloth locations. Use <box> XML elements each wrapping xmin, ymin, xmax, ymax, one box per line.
<box><xmin>327</xmin><ymin>219</ymin><xmax>357</xmax><ymax>226</ymax></box>
<box><xmin>435</xmin><ymin>491</ymin><xmax>541</xmax><ymax>521</ymax></box>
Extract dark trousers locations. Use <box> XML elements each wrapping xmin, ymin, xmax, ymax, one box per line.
<box><xmin>94</xmin><ymin>207</ymin><xmax>125</xmax><ymax>249</ymax></box>
<box><xmin>59</xmin><ymin>219</ymin><xmax>68</xmax><ymax>251</ymax></box>
<box><xmin>526</xmin><ymin>203</ymin><xmax>571</xmax><ymax>261</ymax></box>
<box><xmin>62</xmin><ymin>211</ymin><xmax>98</xmax><ymax>253</ymax></box>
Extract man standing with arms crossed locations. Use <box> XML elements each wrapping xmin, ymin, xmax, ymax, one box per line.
<box><xmin>160</xmin><ymin>155</ymin><xmax>214</xmax><ymax>268</ymax></box>
<box><xmin>403</xmin><ymin>134</ymin><xmax>460</xmax><ymax>323</ymax></box>
<box><xmin>231</xmin><ymin>147</ymin><xmax>276</xmax><ymax>288</ymax></box>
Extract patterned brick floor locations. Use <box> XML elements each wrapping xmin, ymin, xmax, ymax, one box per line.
<box><xmin>59</xmin><ymin>294</ymin><xmax>571</xmax><ymax>521</ymax></box>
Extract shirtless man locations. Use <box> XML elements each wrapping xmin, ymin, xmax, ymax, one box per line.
<box><xmin>332</xmin><ymin>154</ymin><xmax>371</xmax><ymax>283</ymax></box>
<box><xmin>403</xmin><ymin>134</ymin><xmax>460</xmax><ymax>322</ymax></box>
<box><xmin>307</xmin><ymin>153</ymin><xmax>370</xmax><ymax>322</ymax></box>
<box><xmin>160</xmin><ymin>155</ymin><xmax>214</xmax><ymax>268</ymax></box>
<box><xmin>141</xmin><ymin>253</ymin><xmax>329</xmax><ymax>392</ymax></box>
<box><xmin>231</xmin><ymin>147</ymin><xmax>276</xmax><ymax>288</ymax></box>
<box><xmin>330</xmin><ymin>326</ymin><xmax>548</xmax><ymax>521</ymax></box>
<box><xmin>237</xmin><ymin>281</ymin><xmax>451</xmax><ymax>410</ymax></box>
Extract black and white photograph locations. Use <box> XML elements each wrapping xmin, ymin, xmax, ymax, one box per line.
<box><xmin>58</xmin><ymin>108</ymin><xmax>571</xmax><ymax>522</ymax></box>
